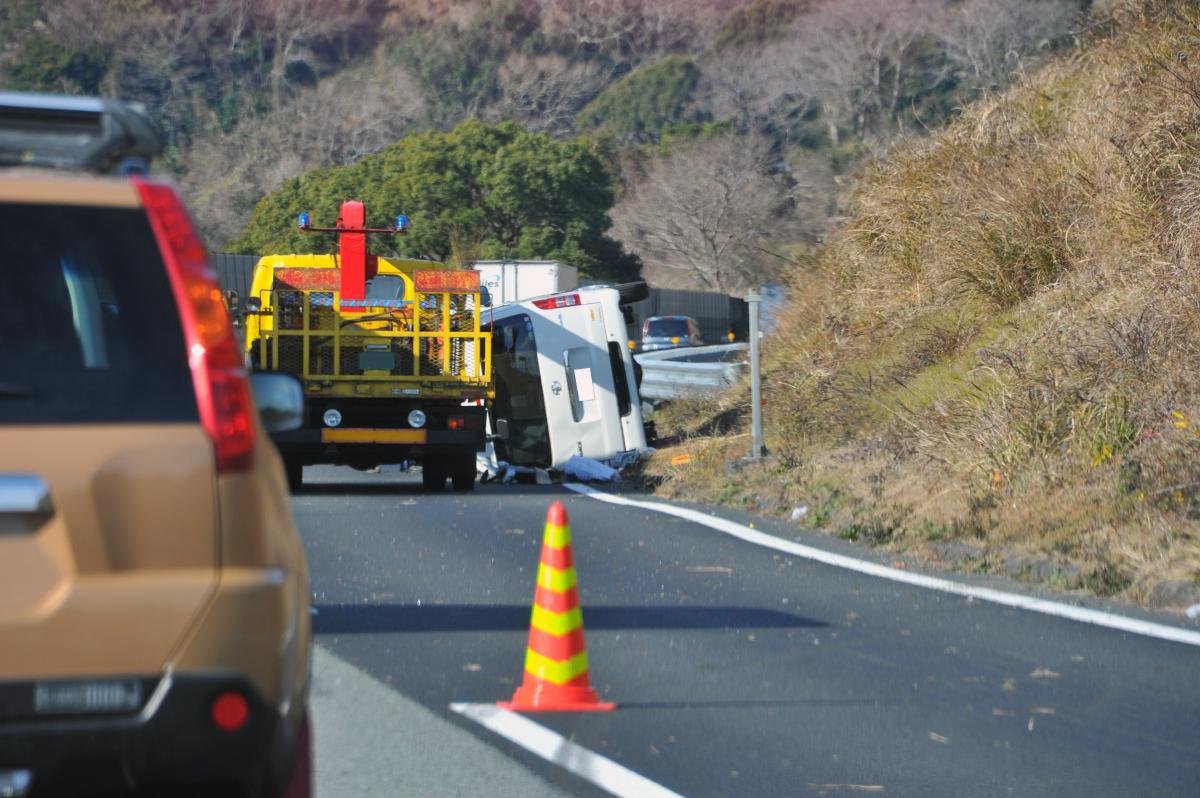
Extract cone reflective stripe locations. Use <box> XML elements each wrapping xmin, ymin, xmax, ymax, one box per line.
<box><xmin>499</xmin><ymin>501</ymin><xmax>615</xmax><ymax>712</ymax></box>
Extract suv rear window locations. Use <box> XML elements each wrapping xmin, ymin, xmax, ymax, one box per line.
<box><xmin>646</xmin><ymin>318</ymin><xmax>689</xmax><ymax>338</ymax></box>
<box><xmin>0</xmin><ymin>202</ymin><xmax>198</xmax><ymax>424</ymax></box>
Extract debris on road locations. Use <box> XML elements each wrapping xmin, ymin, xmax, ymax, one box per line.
<box><xmin>808</xmin><ymin>784</ymin><xmax>884</xmax><ymax>794</ymax></box>
<box><xmin>562</xmin><ymin>455</ymin><xmax>620</xmax><ymax>482</ymax></box>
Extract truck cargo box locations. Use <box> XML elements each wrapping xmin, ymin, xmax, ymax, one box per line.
<box><xmin>473</xmin><ymin>260</ymin><xmax>578</xmax><ymax>304</ymax></box>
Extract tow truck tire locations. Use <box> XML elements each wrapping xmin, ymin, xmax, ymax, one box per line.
<box><xmin>451</xmin><ymin>457</ymin><xmax>476</xmax><ymax>492</ymax></box>
<box><xmin>284</xmin><ymin>458</ymin><xmax>303</xmax><ymax>492</ymax></box>
<box><xmin>421</xmin><ymin>461</ymin><xmax>446</xmax><ymax>492</ymax></box>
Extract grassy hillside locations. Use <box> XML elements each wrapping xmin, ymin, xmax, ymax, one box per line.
<box><xmin>648</xmin><ymin>0</ymin><xmax>1200</xmax><ymax>609</ymax></box>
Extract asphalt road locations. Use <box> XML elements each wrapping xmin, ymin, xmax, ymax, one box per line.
<box><xmin>295</xmin><ymin>465</ymin><xmax>1200</xmax><ymax>798</ymax></box>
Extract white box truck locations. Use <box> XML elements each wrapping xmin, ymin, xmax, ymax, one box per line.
<box><xmin>473</xmin><ymin>260</ymin><xmax>579</xmax><ymax>304</ymax></box>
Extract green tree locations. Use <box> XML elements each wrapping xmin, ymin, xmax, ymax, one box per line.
<box><xmin>576</xmin><ymin>56</ymin><xmax>699</xmax><ymax>144</ymax></box>
<box><xmin>229</xmin><ymin>120</ymin><xmax>641</xmax><ymax>282</ymax></box>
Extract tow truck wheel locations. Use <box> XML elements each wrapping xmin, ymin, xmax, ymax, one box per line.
<box><xmin>451</xmin><ymin>456</ymin><xmax>477</xmax><ymax>491</ymax></box>
<box><xmin>284</xmin><ymin>458</ymin><xmax>303</xmax><ymax>492</ymax></box>
<box><xmin>421</xmin><ymin>461</ymin><xmax>446</xmax><ymax>492</ymax></box>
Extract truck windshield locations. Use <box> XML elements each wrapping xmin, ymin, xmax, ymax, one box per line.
<box><xmin>365</xmin><ymin>274</ymin><xmax>405</xmax><ymax>301</ymax></box>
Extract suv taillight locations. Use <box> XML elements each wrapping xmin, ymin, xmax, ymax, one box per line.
<box><xmin>135</xmin><ymin>179</ymin><xmax>255</xmax><ymax>472</ymax></box>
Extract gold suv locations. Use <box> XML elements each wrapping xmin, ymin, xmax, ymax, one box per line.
<box><xmin>0</xmin><ymin>93</ymin><xmax>311</xmax><ymax>797</ymax></box>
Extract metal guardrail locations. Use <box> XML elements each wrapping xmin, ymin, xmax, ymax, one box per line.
<box><xmin>634</xmin><ymin>343</ymin><xmax>747</xmax><ymax>401</ymax></box>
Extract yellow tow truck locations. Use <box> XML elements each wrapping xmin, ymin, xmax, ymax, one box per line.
<box><xmin>243</xmin><ymin>200</ymin><xmax>492</xmax><ymax>491</ymax></box>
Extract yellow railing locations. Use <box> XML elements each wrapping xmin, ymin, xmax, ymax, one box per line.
<box><xmin>252</xmin><ymin>288</ymin><xmax>491</xmax><ymax>386</ymax></box>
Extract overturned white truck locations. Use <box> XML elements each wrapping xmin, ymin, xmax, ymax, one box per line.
<box><xmin>486</xmin><ymin>283</ymin><xmax>648</xmax><ymax>470</ymax></box>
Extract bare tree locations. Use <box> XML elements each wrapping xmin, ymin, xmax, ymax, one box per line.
<box><xmin>696</xmin><ymin>46</ymin><xmax>789</xmax><ymax>133</ymax></box>
<box><xmin>610</xmin><ymin>135</ymin><xmax>796</xmax><ymax>294</ymax></box>
<box><xmin>786</xmin><ymin>0</ymin><xmax>938</xmax><ymax>145</ymax></box>
<box><xmin>535</xmin><ymin>0</ymin><xmax>724</xmax><ymax>58</ymax></box>
<box><xmin>486</xmin><ymin>53</ymin><xmax>614</xmax><ymax>135</ymax></box>
<box><xmin>255</xmin><ymin>0</ymin><xmax>378</xmax><ymax>108</ymax></box>
<box><xmin>183</xmin><ymin>56</ymin><xmax>426</xmax><ymax>244</ymax></box>
<box><xmin>933</xmin><ymin>0</ymin><xmax>1080</xmax><ymax>95</ymax></box>
<box><xmin>697</xmin><ymin>0</ymin><xmax>939</xmax><ymax>146</ymax></box>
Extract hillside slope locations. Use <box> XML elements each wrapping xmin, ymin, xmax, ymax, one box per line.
<box><xmin>649</xmin><ymin>0</ymin><xmax>1200</xmax><ymax>609</ymax></box>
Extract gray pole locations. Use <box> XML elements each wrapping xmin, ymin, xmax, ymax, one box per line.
<box><xmin>747</xmin><ymin>287</ymin><xmax>764</xmax><ymax>459</ymax></box>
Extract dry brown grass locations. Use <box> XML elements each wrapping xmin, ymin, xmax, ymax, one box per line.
<box><xmin>655</xmin><ymin>0</ymin><xmax>1200</xmax><ymax>609</ymax></box>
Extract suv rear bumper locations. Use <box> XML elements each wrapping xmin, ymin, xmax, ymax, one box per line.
<box><xmin>0</xmin><ymin>672</ymin><xmax>301</xmax><ymax>797</ymax></box>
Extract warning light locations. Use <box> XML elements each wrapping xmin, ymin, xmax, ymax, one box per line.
<box><xmin>395</xmin><ymin>214</ymin><xmax>409</xmax><ymax>232</ymax></box>
<box><xmin>298</xmin><ymin>212</ymin><xmax>311</xmax><ymax>230</ymax></box>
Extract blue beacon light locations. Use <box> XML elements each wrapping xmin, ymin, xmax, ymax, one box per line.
<box><xmin>395</xmin><ymin>214</ymin><xmax>409</xmax><ymax>232</ymax></box>
<box><xmin>298</xmin><ymin>211</ymin><xmax>311</xmax><ymax>230</ymax></box>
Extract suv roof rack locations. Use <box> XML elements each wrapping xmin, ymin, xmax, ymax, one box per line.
<box><xmin>0</xmin><ymin>91</ymin><xmax>162</xmax><ymax>174</ymax></box>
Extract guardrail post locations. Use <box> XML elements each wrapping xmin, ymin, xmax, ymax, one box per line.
<box><xmin>747</xmin><ymin>287</ymin><xmax>765</xmax><ymax>459</ymax></box>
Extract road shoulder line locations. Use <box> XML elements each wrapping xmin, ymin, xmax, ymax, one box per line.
<box><xmin>450</xmin><ymin>702</ymin><xmax>685</xmax><ymax>798</ymax></box>
<box><xmin>565</xmin><ymin>484</ymin><xmax>1200</xmax><ymax>648</ymax></box>
<box><xmin>312</xmin><ymin>646</ymin><xmax>570</xmax><ymax>797</ymax></box>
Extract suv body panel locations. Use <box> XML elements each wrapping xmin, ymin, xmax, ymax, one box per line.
<box><xmin>0</xmin><ymin>160</ymin><xmax>310</xmax><ymax>794</ymax></box>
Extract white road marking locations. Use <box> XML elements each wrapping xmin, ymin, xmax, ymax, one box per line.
<box><xmin>566</xmin><ymin>484</ymin><xmax>1200</xmax><ymax>648</ymax></box>
<box><xmin>312</xmin><ymin>647</ymin><xmax>569</xmax><ymax>797</ymax></box>
<box><xmin>450</xmin><ymin>703</ymin><xmax>685</xmax><ymax>798</ymax></box>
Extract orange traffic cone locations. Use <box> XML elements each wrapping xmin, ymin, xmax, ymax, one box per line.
<box><xmin>499</xmin><ymin>501</ymin><xmax>615</xmax><ymax>712</ymax></box>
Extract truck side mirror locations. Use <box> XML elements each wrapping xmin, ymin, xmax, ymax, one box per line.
<box><xmin>479</xmin><ymin>285</ymin><xmax>493</xmax><ymax>307</ymax></box>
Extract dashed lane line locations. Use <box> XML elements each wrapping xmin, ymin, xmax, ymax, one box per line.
<box><xmin>450</xmin><ymin>703</ymin><xmax>685</xmax><ymax>798</ymax></box>
<box><xmin>565</xmin><ymin>484</ymin><xmax>1200</xmax><ymax>648</ymax></box>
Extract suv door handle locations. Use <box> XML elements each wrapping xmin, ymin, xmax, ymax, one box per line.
<box><xmin>0</xmin><ymin>475</ymin><xmax>54</xmax><ymax>516</ymax></box>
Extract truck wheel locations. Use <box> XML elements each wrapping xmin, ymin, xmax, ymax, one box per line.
<box><xmin>421</xmin><ymin>461</ymin><xmax>446</xmax><ymax>492</ymax></box>
<box><xmin>285</xmin><ymin>458</ymin><xmax>303</xmax><ymax>492</ymax></box>
<box><xmin>451</xmin><ymin>457</ymin><xmax>477</xmax><ymax>491</ymax></box>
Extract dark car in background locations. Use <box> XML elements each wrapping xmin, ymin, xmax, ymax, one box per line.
<box><xmin>641</xmin><ymin>315</ymin><xmax>704</xmax><ymax>352</ymax></box>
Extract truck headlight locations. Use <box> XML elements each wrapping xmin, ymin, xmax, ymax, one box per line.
<box><xmin>407</xmin><ymin>409</ymin><xmax>426</xmax><ymax>429</ymax></box>
<box><xmin>323</xmin><ymin>408</ymin><xmax>343</xmax><ymax>428</ymax></box>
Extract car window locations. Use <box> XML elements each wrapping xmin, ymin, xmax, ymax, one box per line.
<box><xmin>0</xmin><ymin>202</ymin><xmax>198</xmax><ymax>424</ymax></box>
<box><xmin>646</xmin><ymin>318</ymin><xmax>689</xmax><ymax>338</ymax></box>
